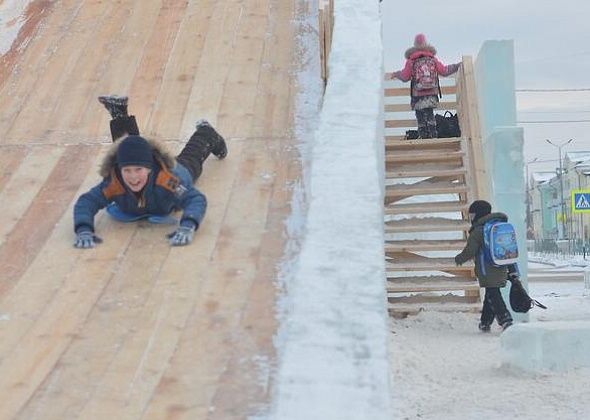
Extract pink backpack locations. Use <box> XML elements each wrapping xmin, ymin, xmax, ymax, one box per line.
<box><xmin>412</xmin><ymin>56</ymin><xmax>440</xmax><ymax>94</ymax></box>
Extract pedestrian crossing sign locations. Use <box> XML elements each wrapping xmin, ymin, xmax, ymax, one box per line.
<box><xmin>572</xmin><ymin>190</ymin><xmax>590</xmax><ymax>213</ymax></box>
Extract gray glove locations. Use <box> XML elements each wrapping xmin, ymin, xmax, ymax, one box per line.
<box><xmin>74</xmin><ymin>230</ymin><xmax>103</xmax><ymax>249</ymax></box>
<box><xmin>167</xmin><ymin>224</ymin><xmax>196</xmax><ymax>247</ymax></box>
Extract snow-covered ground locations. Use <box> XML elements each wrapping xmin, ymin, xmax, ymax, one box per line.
<box><xmin>389</xmin><ymin>258</ymin><xmax>590</xmax><ymax>420</ymax></box>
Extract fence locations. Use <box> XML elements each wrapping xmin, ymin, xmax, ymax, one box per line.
<box><xmin>528</xmin><ymin>238</ymin><xmax>590</xmax><ymax>259</ymax></box>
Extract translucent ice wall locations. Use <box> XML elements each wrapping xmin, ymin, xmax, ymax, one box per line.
<box><xmin>475</xmin><ymin>40</ymin><xmax>529</xmax><ymax>322</ymax></box>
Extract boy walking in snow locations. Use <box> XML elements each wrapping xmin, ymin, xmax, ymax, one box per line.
<box><xmin>73</xmin><ymin>95</ymin><xmax>227</xmax><ymax>248</ymax></box>
<box><xmin>454</xmin><ymin>200</ymin><xmax>516</xmax><ymax>332</ymax></box>
<box><xmin>390</xmin><ymin>33</ymin><xmax>460</xmax><ymax>139</ymax></box>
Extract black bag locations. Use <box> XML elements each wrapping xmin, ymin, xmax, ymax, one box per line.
<box><xmin>508</xmin><ymin>277</ymin><xmax>547</xmax><ymax>313</ymax></box>
<box><xmin>405</xmin><ymin>130</ymin><xmax>419</xmax><ymax>140</ymax></box>
<box><xmin>435</xmin><ymin>111</ymin><xmax>461</xmax><ymax>138</ymax></box>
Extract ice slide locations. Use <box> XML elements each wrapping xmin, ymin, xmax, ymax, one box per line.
<box><xmin>0</xmin><ymin>1</ymin><xmax>304</xmax><ymax>418</ymax></box>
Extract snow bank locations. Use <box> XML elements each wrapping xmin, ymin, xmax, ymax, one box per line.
<box><xmin>271</xmin><ymin>1</ymin><xmax>392</xmax><ymax>419</ymax></box>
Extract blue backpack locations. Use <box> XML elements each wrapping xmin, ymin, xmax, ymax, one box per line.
<box><xmin>481</xmin><ymin>221</ymin><xmax>519</xmax><ymax>267</ymax></box>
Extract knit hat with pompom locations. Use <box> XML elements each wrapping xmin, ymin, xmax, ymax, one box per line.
<box><xmin>414</xmin><ymin>33</ymin><xmax>427</xmax><ymax>47</ymax></box>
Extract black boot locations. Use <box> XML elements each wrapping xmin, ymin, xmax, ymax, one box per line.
<box><xmin>109</xmin><ymin>116</ymin><xmax>140</xmax><ymax>142</ymax></box>
<box><xmin>98</xmin><ymin>95</ymin><xmax>129</xmax><ymax>120</ymax></box>
<box><xmin>196</xmin><ymin>119</ymin><xmax>227</xmax><ymax>159</ymax></box>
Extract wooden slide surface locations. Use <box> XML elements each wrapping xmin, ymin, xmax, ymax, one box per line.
<box><xmin>0</xmin><ymin>1</ymin><xmax>303</xmax><ymax>418</ymax></box>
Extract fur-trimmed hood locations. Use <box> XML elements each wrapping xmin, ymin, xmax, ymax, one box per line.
<box><xmin>99</xmin><ymin>137</ymin><xmax>176</xmax><ymax>178</ymax></box>
<box><xmin>404</xmin><ymin>44</ymin><xmax>437</xmax><ymax>59</ymax></box>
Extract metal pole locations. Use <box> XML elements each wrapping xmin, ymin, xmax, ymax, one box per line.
<box><xmin>526</xmin><ymin>158</ymin><xmax>538</xmax><ymax>234</ymax></box>
<box><xmin>558</xmin><ymin>145</ymin><xmax>566</xmax><ymax>239</ymax></box>
<box><xmin>546</xmin><ymin>139</ymin><xmax>573</xmax><ymax>240</ymax></box>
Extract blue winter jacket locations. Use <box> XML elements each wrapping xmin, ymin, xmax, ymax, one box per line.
<box><xmin>73</xmin><ymin>140</ymin><xmax>206</xmax><ymax>233</ymax></box>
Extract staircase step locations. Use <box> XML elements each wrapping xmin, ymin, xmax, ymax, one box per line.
<box><xmin>385</xmin><ymin>239</ymin><xmax>466</xmax><ymax>253</ymax></box>
<box><xmin>385</xmin><ymin>137</ymin><xmax>461</xmax><ymax>151</ymax></box>
<box><xmin>386</xmin><ymin>258</ymin><xmax>473</xmax><ymax>273</ymax></box>
<box><xmin>385</xmin><ymin>181</ymin><xmax>467</xmax><ymax>198</ymax></box>
<box><xmin>385</xmin><ymin>217</ymin><xmax>470</xmax><ymax>233</ymax></box>
<box><xmin>386</xmin><ymin>150</ymin><xmax>464</xmax><ymax>164</ymax></box>
<box><xmin>388</xmin><ymin>294</ymin><xmax>479</xmax><ymax>305</ymax></box>
<box><xmin>386</xmin><ymin>167</ymin><xmax>466</xmax><ymax>179</ymax></box>
<box><xmin>388</xmin><ymin>301</ymin><xmax>482</xmax><ymax>318</ymax></box>
<box><xmin>384</xmin><ymin>101</ymin><xmax>457</xmax><ymax>113</ymax></box>
<box><xmin>387</xmin><ymin>280</ymin><xmax>479</xmax><ymax>293</ymax></box>
<box><xmin>385</xmin><ymin>200</ymin><xmax>468</xmax><ymax>215</ymax></box>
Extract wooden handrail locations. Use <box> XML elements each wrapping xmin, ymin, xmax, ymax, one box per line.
<box><xmin>455</xmin><ymin>56</ymin><xmax>489</xmax><ymax>201</ymax></box>
<box><xmin>319</xmin><ymin>0</ymin><xmax>334</xmax><ymax>85</ymax></box>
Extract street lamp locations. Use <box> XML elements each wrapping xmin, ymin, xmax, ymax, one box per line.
<box><xmin>546</xmin><ymin>138</ymin><xmax>573</xmax><ymax>239</ymax></box>
<box><xmin>525</xmin><ymin>157</ymin><xmax>538</xmax><ymax>235</ymax></box>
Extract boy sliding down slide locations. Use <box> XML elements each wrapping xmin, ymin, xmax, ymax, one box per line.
<box><xmin>73</xmin><ymin>95</ymin><xmax>227</xmax><ymax>248</ymax></box>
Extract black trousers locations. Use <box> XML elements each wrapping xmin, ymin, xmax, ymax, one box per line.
<box><xmin>481</xmin><ymin>287</ymin><xmax>513</xmax><ymax>327</ymax></box>
<box><xmin>415</xmin><ymin>108</ymin><xmax>438</xmax><ymax>139</ymax></box>
<box><xmin>109</xmin><ymin>116</ymin><xmax>212</xmax><ymax>183</ymax></box>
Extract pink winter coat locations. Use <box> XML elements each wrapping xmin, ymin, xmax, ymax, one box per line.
<box><xmin>393</xmin><ymin>45</ymin><xmax>460</xmax><ymax>98</ymax></box>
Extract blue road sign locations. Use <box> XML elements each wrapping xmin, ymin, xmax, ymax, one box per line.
<box><xmin>572</xmin><ymin>190</ymin><xmax>590</xmax><ymax>213</ymax></box>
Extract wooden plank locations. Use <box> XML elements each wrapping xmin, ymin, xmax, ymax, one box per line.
<box><xmin>0</xmin><ymin>0</ymin><xmax>89</xmax><ymax>143</ymax></box>
<box><xmin>385</xmin><ymin>102</ymin><xmax>457</xmax><ymax>112</ymax></box>
<box><xmin>124</xmin><ymin>0</ymin><xmax>192</xmax><ymax>129</ymax></box>
<box><xmin>385</xmin><ymin>200</ymin><xmax>468</xmax><ymax>215</ymax></box>
<box><xmin>251</xmin><ymin>0</ymin><xmax>295</xmax><ymax>138</ymax></box>
<box><xmin>386</xmin><ymin>137</ymin><xmax>461</xmax><ymax>149</ymax></box>
<box><xmin>385</xmin><ymin>240</ymin><xmax>466</xmax><ymax>253</ymax></box>
<box><xmin>385</xmin><ymin>218</ymin><xmax>470</xmax><ymax>233</ymax></box>
<box><xmin>0</xmin><ymin>146</ymin><xmax>108</xmax><ymax>419</ymax></box>
<box><xmin>0</xmin><ymin>145</ymin><xmax>98</xmax><ymax>299</ymax></box>
<box><xmin>389</xmin><ymin>302</ymin><xmax>481</xmax><ymax>318</ymax></box>
<box><xmin>7</xmin><ymin>0</ymin><xmax>128</xmax><ymax>143</ymax></box>
<box><xmin>0</xmin><ymin>146</ymin><xmax>65</xmax><ymax>247</ymax></box>
<box><xmin>386</xmin><ymin>260</ymin><xmax>473</xmax><ymax>272</ymax></box>
<box><xmin>385</xmin><ymin>135</ymin><xmax>405</xmax><ymax>142</ymax></box>
<box><xmin>0</xmin><ymin>147</ymin><xmax>109</xmax><ymax>369</ymax></box>
<box><xmin>460</xmin><ymin>56</ymin><xmax>489</xmax><ymax>200</ymax></box>
<box><xmin>385</xmin><ymin>119</ymin><xmax>417</xmax><ymax>129</ymax></box>
<box><xmin>387</xmin><ymin>275</ymin><xmax>476</xmax><ymax>284</ymax></box>
<box><xmin>80</xmin><ymin>1</ymin><xmax>169</xmax><ymax>137</ymax></box>
<box><xmin>385</xmin><ymin>182</ymin><xmax>467</xmax><ymax>197</ymax></box>
<box><xmin>386</xmin><ymin>167</ymin><xmax>466</xmax><ymax>179</ymax></box>
<box><xmin>151</xmin><ymin>0</ymin><xmax>221</xmax><ymax>139</ymax></box>
<box><xmin>385</xmin><ymin>85</ymin><xmax>456</xmax><ymax>97</ymax></box>
<box><xmin>216</xmin><ymin>10</ymin><xmax>269</xmax><ymax>138</ymax></box>
<box><xmin>0</xmin><ymin>146</ymin><xmax>29</xmax><ymax>194</ymax></box>
<box><xmin>388</xmin><ymin>294</ymin><xmax>480</xmax><ymax>303</ymax></box>
<box><xmin>175</xmin><ymin>1</ymin><xmax>241</xmax><ymax>139</ymax></box>
<box><xmin>387</xmin><ymin>283</ymin><xmax>479</xmax><ymax>292</ymax></box>
<box><xmin>142</xmin><ymin>140</ymin><xmax>276</xmax><ymax>419</ymax></box>
<box><xmin>319</xmin><ymin>8</ymin><xmax>326</xmax><ymax>81</ymax></box>
<box><xmin>385</xmin><ymin>150</ymin><xmax>464</xmax><ymax>164</ymax></box>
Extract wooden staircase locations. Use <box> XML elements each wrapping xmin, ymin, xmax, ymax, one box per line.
<box><xmin>384</xmin><ymin>57</ymin><xmax>488</xmax><ymax>318</ymax></box>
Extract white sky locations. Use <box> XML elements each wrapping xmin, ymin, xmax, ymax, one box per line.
<box><xmin>381</xmin><ymin>0</ymin><xmax>590</xmax><ymax>174</ymax></box>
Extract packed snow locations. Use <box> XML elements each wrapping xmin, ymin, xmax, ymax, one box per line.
<box><xmin>389</xmin><ymin>260</ymin><xmax>590</xmax><ymax>420</ymax></box>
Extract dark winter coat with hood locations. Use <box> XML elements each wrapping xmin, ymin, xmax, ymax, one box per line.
<box><xmin>454</xmin><ymin>212</ymin><xmax>511</xmax><ymax>288</ymax></box>
<box><xmin>73</xmin><ymin>138</ymin><xmax>206</xmax><ymax>233</ymax></box>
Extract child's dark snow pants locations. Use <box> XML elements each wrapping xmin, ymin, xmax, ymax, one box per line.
<box><xmin>415</xmin><ymin>108</ymin><xmax>438</xmax><ymax>139</ymax></box>
<box><xmin>480</xmin><ymin>287</ymin><xmax>513</xmax><ymax>327</ymax></box>
<box><xmin>109</xmin><ymin>116</ymin><xmax>213</xmax><ymax>183</ymax></box>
